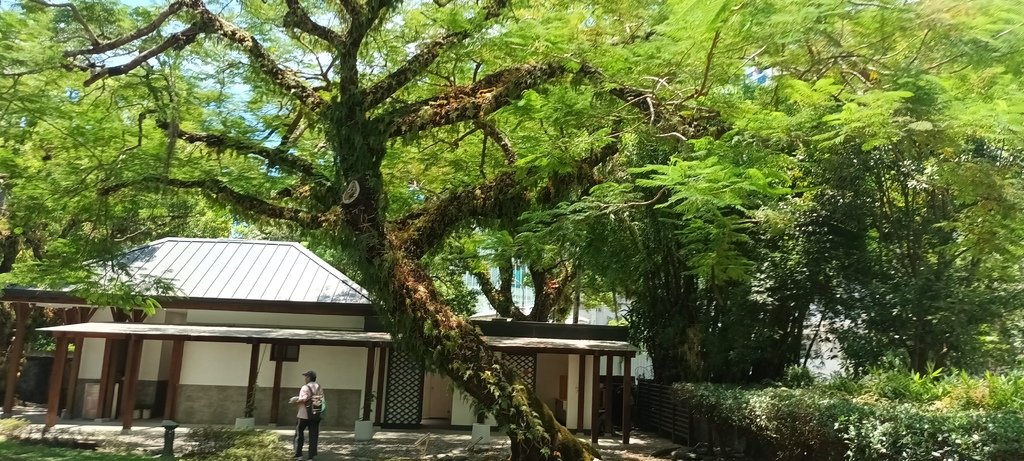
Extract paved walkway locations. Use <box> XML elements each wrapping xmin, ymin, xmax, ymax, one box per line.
<box><xmin>3</xmin><ymin>405</ymin><xmax>676</xmax><ymax>460</ymax></box>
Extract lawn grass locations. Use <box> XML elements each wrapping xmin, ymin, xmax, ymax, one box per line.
<box><xmin>0</xmin><ymin>438</ymin><xmax>153</xmax><ymax>460</ymax></box>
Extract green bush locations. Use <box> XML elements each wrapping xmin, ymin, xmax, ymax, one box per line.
<box><xmin>675</xmin><ymin>370</ymin><xmax>1024</xmax><ymax>461</ymax></box>
<box><xmin>182</xmin><ymin>426</ymin><xmax>289</xmax><ymax>461</ymax></box>
<box><xmin>0</xmin><ymin>417</ymin><xmax>31</xmax><ymax>439</ymax></box>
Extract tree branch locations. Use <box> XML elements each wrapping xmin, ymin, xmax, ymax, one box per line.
<box><xmin>474</xmin><ymin>119</ymin><xmax>517</xmax><ymax>165</ymax></box>
<box><xmin>155</xmin><ymin>121</ymin><xmax>328</xmax><ymax>181</ymax></box>
<box><xmin>283</xmin><ymin>0</ymin><xmax>346</xmax><ymax>49</ymax></box>
<box><xmin>609</xmin><ymin>86</ymin><xmax>725</xmax><ymax>140</ymax></box>
<box><xmin>63</xmin><ymin>0</ymin><xmax>188</xmax><ymax>57</ymax></box>
<box><xmin>100</xmin><ymin>176</ymin><xmax>322</xmax><ymax>227</ymax></box>
<box><xmin>362</xmin><ymin>0</ymin><xmax>510</xmax><ymax>109</ymax></box>
<box><xmin>83</xmin><ymin>24</ymin><xmax>202</xmax><ymax>87</ymax></box>
<box><xmin>471</xmin><ymin>261</ymin><xmax>526</xmax><ymax>320</ymax></box>
<box><xmin>382</xmin><ymin>62</ymin><xmax>568</xmax><ymax>138</ymax></box>
<box><xmin>390</xmin><ymin>126</ymin><xmax>623</xmax><ymax>259</ymax></box>
<box><xmin>191</xmin><ymin>3</ymin><xmax>327</xmax><ymax>110</ymax></box>
<box><xmin>363</xmin><ymin>31</ymin><xmax>465</xmax><ymax>109</ymax></box>
<box><xmin>28</xmin><ymin>0</ymin><xmax>100</xmax><ymax>47</ymax></box>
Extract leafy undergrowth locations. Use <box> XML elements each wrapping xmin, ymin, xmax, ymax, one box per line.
<box><xmin>676</xmin><ymin>368</ymin><xmax>1024</xmax><ymax>461</ymax></box>
<box><xmin>181</xmin><ymin>425</ymin><xmax>290</xmax><ymax>461</ymax></box>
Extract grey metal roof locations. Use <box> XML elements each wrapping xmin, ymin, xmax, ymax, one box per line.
<box><xmin>103</xmin><ymin>238</ymin><xmax>372</xmax><ymax>305</ymax></box>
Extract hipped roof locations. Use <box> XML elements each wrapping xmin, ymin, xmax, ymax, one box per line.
<box><xmin>2</xmin><ymin>238</ymin><xmax>374</xmax><ymax>315</ymax></box>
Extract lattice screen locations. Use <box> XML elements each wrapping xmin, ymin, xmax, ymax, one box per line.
<box><xmin>504</xmin><ymin>353</ymin><xmax>537</xmax><ymax>390</ymax></box>
<box><xmin>383</xmin><ymin>349</ymin><xmax>424</xmax><ymax>426</ymax></box>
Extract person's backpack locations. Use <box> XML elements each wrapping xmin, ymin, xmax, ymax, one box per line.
<box><xmin>304</xmin><ymin>384</ymin><xmax>326</xmax><ymax>422</ymax></box>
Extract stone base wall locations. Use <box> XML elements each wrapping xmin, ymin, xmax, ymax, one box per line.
<box><xmin>176</xmin><ymin>385</ymin><xmax>360</xmax><ymax>428</ymax></box>
<box><xmin>73</xmin><ymin>379</ymin><xmax>164</xmax><ymax>419</ymax></box>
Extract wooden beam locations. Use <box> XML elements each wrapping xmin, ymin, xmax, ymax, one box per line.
<box><xmin>270</xmin><ymin>356</ymin><xmax>284</xmax><ymax>424</ymax></box>
<box><xmin>164</xmin><ymin>339</ymin><xmax>184</xmax><ymax>421</ymax></box>
<box><xmin>81</xmin><ymin>306</ymin><xmax>98</xmax><ymax>322</ymax></box>
<box><xmin>64</xmin><ymin>336</ymin><xmax>85</xmax><ymax>418</ymax></box>
<box><xmin>120</xmin><ymin>336</ymin><xmax>144</xmax><ymax>430</ymax></box>
<box><xmin>245</xmin><ymin>342</ymin><xmax>261</xmax><ymax>418</ymax></box>
<box><xmin>362</xmin><ymin>345</ymin><xmax>376</xmax><ymax>421</ymax></box>
<box><xmin>45</xmin><ymin>335</ymin><xmax>70</xmax><ymax>428</ymax></box>
<box><xmin>63</xmin><ymin>309</ymin><xmax>84</xmax><ymax>417</ymax></box>
<box><xmin>576</xmin><ymin>353</ymin><xmax>586</xmax><ymax>431</ymax></box>
<box><xmin>604</xmin><ymin>354</ymin><xmax>613</xmax><ymax>436</ymax></box>
<box><xmin>374</xmin><ymin>346</ymin><xmax>386</xmax><ymax>424</ymax></box>
<box><xmin>622</xmin><ymin>355</ymin><xmax>632</xmax><ymax>445</ymax></box>
<box><xmin>97</xmin><ymin>339</ymin><xmax>116</xmax><ymax>419</ymax></box>
<box><xmin>3</xmin><ymin>302</ymin><xmax>30</xmax><ymax>415</ymax></box>
<box><xmin>0</xmin><ymin>289</ymin><xmax>375</xmax><ymax>316</ymax></box>
<box><xmin>591</xmin><ymin>352</ymin><xmax>600</xmax><ymax>443</ymax></box>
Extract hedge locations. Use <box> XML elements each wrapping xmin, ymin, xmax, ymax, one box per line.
<box><xmin>674</xmin><ymin>370</ymin><xmax>1024</xmax><ymax>461</ymax></box>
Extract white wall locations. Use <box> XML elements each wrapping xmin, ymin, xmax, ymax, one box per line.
<box><xmin>180</xmin><ymin>342</ymin><xmax>255</xmax><ymax>386</ymax></box>
<box><xmin>179</xmin><ymin>343</ymin><xmax>370</xmax><ymax>394</ymax></box>
<box><xmin>451</xmin><ymin>389</ymin><xmax>497</xmax><ymax>426</ymax></box>
<box><xmin>565</xmin><ymin>355</ymin><xmax>595</xmax><ymax>430</ymax></box>
<box><xmin>78</xmin><ymin>338</ymin><xmax>105</xmax><ymax>380</ymax></box>
<box><xmin>183</xmin><ymin>311</ymin><xmax>363</xmax><ymax>330</ymax></box>
<box><xmin>138</xmin><ymin>310</ymin><xmax>166</xmax><ymax>381</ymax></box>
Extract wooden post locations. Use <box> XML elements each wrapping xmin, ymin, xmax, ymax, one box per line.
<box><xmin>575</xmin><ymin>353</ymin><xmax>586</xmax><ymax>431</ymax></box>
<box><xmin>245</xmin><ymin>342</ymin><xmax>260</xmax><ymax>418</ymax></box>
<box><xmin>97</xmin><ymin>339</ymin><xmax>116</xmax><ymax>419</ymax></box>
<box><xmin>45</xmin><ymin>335</ymin><xmax>70</xmax><ymax>428</ymax></box>
<box><xmin>164</xmin><ymin>339</ymin><xmax>184</xmax><ymax>421</ymax></box>
<box><xmin>362</xmin><ymin>345</ymin><xmax>376</xmax><ymax>421</ymax></box>
<box><xmin>120</xmin><ymin>336</ymin><xmax>143</xmax><ymax>430</ymax></box>
<box><xmin>591</xmin><ymin>353</ymin><xmax>600</xmax><ymax>444</ymax></box>
<box><xmin>63</xmin><ymin>309</ymin><xmax>84</xmax><ymax>417</ymax></box>
<box><xmin>622</xmin><ymin>355</ymin><xmax>632</xmax><ymax>444</ymax></box>
<box><xmin>3</xmin><ymin>302</ymin><xmax>30</xmax><ymax>416</ymax></box>
<box><xmin>604</xmin><ymin>354</ymin><xmax>613</xmax><ymax>436</ymax></box>
<box><xmin>270</xmin><ymin>355</ymin><xmax>284</xmax><ymax>424</ymax></box>
<box><xmin>374</xmin><ymin>347</ymin><xmax>387</xmax><ymax>424</ymax></box>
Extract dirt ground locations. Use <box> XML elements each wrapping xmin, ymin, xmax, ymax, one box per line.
<box><xmin>6</xmin><ymin>404</ymin><xmax>681</xmax><ymax>460</ymax></box>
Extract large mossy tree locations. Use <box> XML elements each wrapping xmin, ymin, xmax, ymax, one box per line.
<box><xmin>1</xmin><ymin>0</ymin><xmax>730</xmax><ymax>458</ymax></box>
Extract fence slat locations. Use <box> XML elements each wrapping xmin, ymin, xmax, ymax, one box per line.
<box><xmin>636</xmin><ymin>380</ymin><xmax>689</xmax><ymax>446</ymax></box>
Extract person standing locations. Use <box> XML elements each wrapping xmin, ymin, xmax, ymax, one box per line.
<box><xmin>293</xmin><ymin>370</ymin><xmax>322</xmax><ymax>460</ymax></box>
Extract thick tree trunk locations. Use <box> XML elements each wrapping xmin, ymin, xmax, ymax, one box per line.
<box><xmin>326</xmin><ymin>101</ymin><xmax>597</xmax><ymax>459</ymax></box>
<box><xmin>375</xmin><ymin>238</ymin><xmax>599</xmax><ymax>460</ymax></box>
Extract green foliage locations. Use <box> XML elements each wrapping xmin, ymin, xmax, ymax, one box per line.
<box><xmin>0</xmin><ymin>439</ymin><xmax>151</xmax><ymax>461</ymax></box>
<box><xmin>182</xmin><ymin>426</ymin><xmax>289</xmax><ymax>461</ymax></box>
<box><xmin>677</xmin><ymin>369</ymin><xmax>1024</xmax><ymax>461</ymax></box>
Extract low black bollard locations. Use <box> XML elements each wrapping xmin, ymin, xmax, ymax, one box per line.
<box><xmin>161</xmin><ymin>420</ymin><xmax>179</xmax><ymax>458</ymax></box>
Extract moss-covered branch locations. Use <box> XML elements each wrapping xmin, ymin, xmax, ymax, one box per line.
<box><xmin>283</xmin><ymin>0</ymin><xmax>346</xmax><ymax>50</ymax></box>
<box><xmin>362</xmin><ymin>0</ymin><xmax>510</xmax><ymax>109</ymax></box>
<box><xmin>101</xmin><ymin>176</ymin><xmax>323</xmax><ymax>227</ymax></box>
<box><xmin>381</xmin><ymin>62</ymin><xmax>568</xmax><ymax>138</ymax></box>
<box><xmin>156</xmin><ymin>121</ymin><xmax>328</xmax><ymax>182</ymax></box>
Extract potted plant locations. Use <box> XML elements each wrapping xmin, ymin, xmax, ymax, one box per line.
<box><xmin>354</xmin><ymin>392</ymin><xmax>375</xmax><ymax>441</ymax></box>
<box><xmin>471</xmin><ymin>402</ymin><xmax>491</xmax><ymax>445</ymax></box>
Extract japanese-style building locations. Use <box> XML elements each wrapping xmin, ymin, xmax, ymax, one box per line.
<box><xmin>1</xmin><ymin>238</ymin><xmax>636</xmax><ymax>443</ymax></box>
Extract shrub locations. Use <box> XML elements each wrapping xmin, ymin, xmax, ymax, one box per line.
<box><xmin>182</xmin><ymin>426</ymin><xmax>289</xmax><ymax>461</ymax></box>
<box><xmin>675</xmin><ymin>369</ymin><xmax>1024</xmax><ymax>461</ymax></box>
<box><xmin>0</xmin><ymin>417</ymin><xmax>30</xmax><ymax>439</ymax></box>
